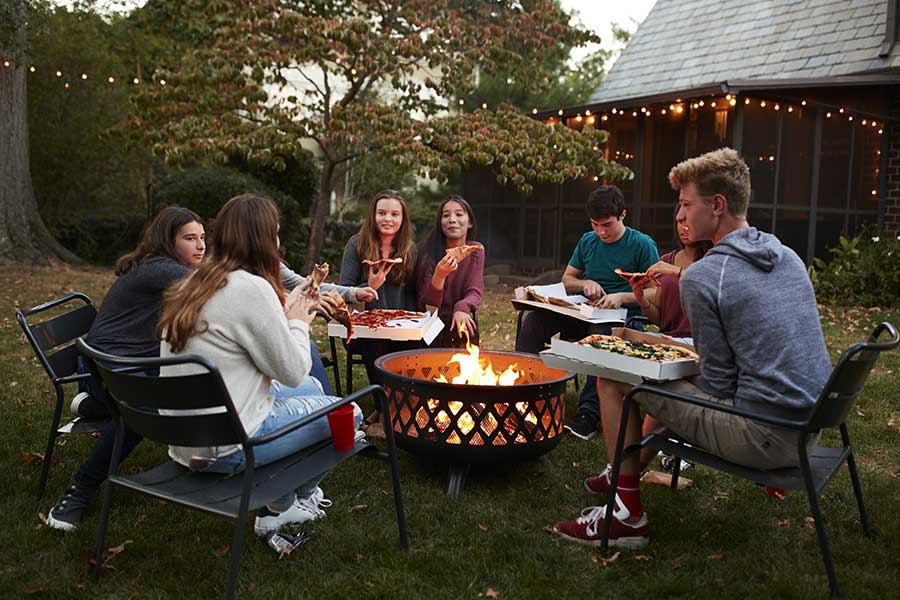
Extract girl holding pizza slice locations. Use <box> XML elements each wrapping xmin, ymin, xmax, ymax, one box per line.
<box><xmin>339</xmin><ymin>190</ymin><xmax>420</xmax><ymax>437</ymax></box>
<box><xmin>415</xmin><ymin>194</ymin><xmax>484</xmax><ymax>348</ymax></box>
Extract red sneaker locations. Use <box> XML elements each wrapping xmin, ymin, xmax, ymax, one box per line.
<box><xmin>584</xmin><ymin>464</ymin><xmax>612</xmax><ymax>494</ymax></box>
<box><xmin>553</xmin><ymin>500</ymin><xmax>650</xmax><ymax>549</ymax></box>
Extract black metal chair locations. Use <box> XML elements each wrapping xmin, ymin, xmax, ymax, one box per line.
<box><xmin>16</xmin><ymin>293</ymin><xmax>103</xmax><ymax>500</ymax></box>
<box><xmin>76</xmin><ymin>338</ymin><xmax>409</xmax><ymax>600</ymax></box>
<box><xmin>601</xmin><ymin>322</ymin><xmax>899</xmax><ymax>598</ymax></box>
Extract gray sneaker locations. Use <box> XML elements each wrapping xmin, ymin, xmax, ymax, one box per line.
<box><xmin>46</xmin><ymin>479</ymin><xmax>97</xmax><ymax>531</ymax></box>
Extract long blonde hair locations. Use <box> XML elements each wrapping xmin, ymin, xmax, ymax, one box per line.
<box><xmin>157</xmin><ymin>194</ymin><xmax>285</xmax><ymax>352</ymax></box>
<box><xmin>357</xmin><ymin>189</ymin><xmax>415</xmax><ymax>284</ymax></box>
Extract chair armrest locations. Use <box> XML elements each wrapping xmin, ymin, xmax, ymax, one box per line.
<box><xmin>626</xmin><ymin>383</ymin><xmax>807</xmax><ymax>430</ymax></box>
<box><xmin>57</xmin><ymin>372</ymin><xmax>92</xmax><ymax>384</ymax></box>
<box><xmin>247</xmin><ymin>384</ymin><xmax>386</xmax><ymax>446</ymax></box>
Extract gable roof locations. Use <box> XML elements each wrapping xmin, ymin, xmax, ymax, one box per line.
<box><xmin>591</xmin><ymin>0</ymin><xmax>900</xmax><ymax>105</ymax></box>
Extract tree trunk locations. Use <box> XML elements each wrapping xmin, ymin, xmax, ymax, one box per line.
<box><xmin>303</xmin><ymin>159</ymin><xmax>335</xmax><ymax>272</ymax></box>
<box><xmin>0</xmin><ymin>0</ymin><xmax>81</xmax><ymax>264</ymax></box>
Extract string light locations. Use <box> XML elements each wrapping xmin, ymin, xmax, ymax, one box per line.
<box><xmin>586</xmin><ymin>116</ymin><xmax>595</xmax><ymax>124</ymax></box>
<box><xmin>745</xmin><ymin>98</ymin><xmax>750</xmax><ymax>104</ymax></box>
<box><xmin>29</xmin><ymin>66</ymin><xmax>35</xmax><ymax>72</ymax></box>
<box><xmin>601</xmin><ymin>115</ymin><xmax>608</xmax><ymax>121</ymax></box>
<box><xmin>611</xmin><ymin>108</ymin><xmax>618</xmax><ymax>114</ymax></box>
<box><xmin>774</xmin><ymin>104</ymin><xmax>780</xmax><ymax>110</ymax></box>
<box><xmin>839</xmin><ymin>108</ymin><xmax>844</xmax><ymax>113</ymax></box>
<box><xmin>729</xmin><ymin>98</ymin><xmax>737</xmax><ymax>106</ymax></box>
<box><xmin>532</xmin><ymin>108</ymin><xmax>538</xmax><ymax>114</ymax></box>
<box><xmin>862</xmin><ymin>119</ymin><xmax>867</xmax><ymax>125</ymax></box>
<box><xmin>481</xmin><ymin>102</ymin><xmax>488</xmax><ymax>109</ymax></box>
<box><xmin>575</xmin><ymin>114</ymin><xmax>583</xmax><ymax>122</ymax></box>
<box><xmin>826</xmin><ymin>112</ymin><xmax>832</xmax><ymax>118</ymax></box>
<box><xmin>801</xmin><ymin>100</ymin><xmax>807</xmax><ymax>106</ymax></box>
<box><xmin>2</xmin><ymin>60</ymin><xmax>9</xmax><ymax>67</ymax></box>
<box><xmin>661</xmin><ymin>108</ymin><xmax>667</xmax><ymax>114</ymax></box>
<box><xmin>107</xmin><ymin>76</ymin><xmax>115</xmax><ymax>83</ymax></box>
<box><xmin>81</xmin><ymin>73</ymin><xmax>87</xmax><ymax>80</ymax></box>
<box><xmin>160</xmin><ymin>79</ymin><xmax>166</xmax><ymax>86</ymax></box>
<box><xmin>557</xmin><ymin>108</ymin><xmax>563</xmax><ymax>116</ymax></box>
<box><xmin>585</xmin><ymin>110</ymin><xmax>592</xmax><ymax>116</ymax></box>
<box><xmin>56</xmin><ymin>70</ymin><xmax>62</xmax><ymax>77</ymax></box>
<box><xmin>350</xmin><ymin>68</ymin><xmax>357</xmax><ymax>75</ymax></box>
<box><xmin>460</xmin><ymin>98</ymin><xmax>465</xmax><ymax>105</ymax></box>
<box><xmin>787</xmin><ymin>106</ymin><xmax>793</xmax><ymax>112</ymax></box>
<box><xmin>760</xmin><ymin>100</ymin><xmax>766</xmax><ymax>107</ymax></box>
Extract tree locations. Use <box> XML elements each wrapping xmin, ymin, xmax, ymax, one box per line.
<box><xmin>130</xmin><ymin>0</ymin><xmax>632</xmax><ymax>271</ymax></box>
<box><xmin>0</xmin><ymin>0</ymin><xmax>80</xmax><ymax>263</ymax></box>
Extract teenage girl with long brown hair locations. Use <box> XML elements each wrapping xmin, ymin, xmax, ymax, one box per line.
<box><xmin>157</xmin><ymin>194</ymin><xmax>361</xmax><ymax>536</ymax></box>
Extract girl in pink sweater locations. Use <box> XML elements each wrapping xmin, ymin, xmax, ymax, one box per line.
<box><xmin>415</xmin><ymin>195</ymin><xmax>484</xmax><ymax>348</ymax></box>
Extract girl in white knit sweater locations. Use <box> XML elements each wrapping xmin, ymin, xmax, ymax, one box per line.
<box><xmin>158</xmin><ymin>194</ymin><xmax>362</xmax><ymax>536</ymax></box>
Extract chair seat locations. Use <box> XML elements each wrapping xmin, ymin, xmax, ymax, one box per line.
<box><xmin>642</xmin><ymin>430</ymin><xmax>851</xmax><ymax>493</ymax></box>
<box><xmin>111</xmin><ymin>438</ymin><xmax>371</xmax><ymax>520</ymax></box>
<box><xmin>58</xmin><ymin>417</ymin><xmax>107</xmax><ymax>435</ymax></box>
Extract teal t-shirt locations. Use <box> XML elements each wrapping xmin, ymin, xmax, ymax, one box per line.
<box><xmin>568</xmin><ymin>227</ymin><xmax>659</xmax><ymax>294</ymax></box>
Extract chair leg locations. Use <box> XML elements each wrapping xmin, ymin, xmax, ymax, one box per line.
<box><xmin>224</xmin><ymin>508</ymin><xmax>249</xmax><ymax>600</ymax></box>
<box><xmin>38</xmin><ymin>389</ymin><xmax>67</xmax><ymax>500</ymax></box>
<box><xmin>345</xmin><ymin>352</ymin><xmax>354</xmax><ymax>395</ymax></box>
<box><xmin>670</xmin><ymin>455</ymin><xmax>681</xmax><ymax>490</ymax></box>
<box><xmin>840</xmin><ymin>426</ymin><xmax>870</xmax><ymax>537</ymax></box>
<box><xmin>800</xmin><ymin>452</ymin><xmax>841</xmax><ymax>597</ymax></box>
<box><xmin>329</xmin><ymin>336</ymin><xmax>342</xmax><ymax>397</ymax></box>
<box><xmin>379</xmin><ymin>391</ymin><xmax>409</xmax><ymax>549</ymax></box>
<box><xmin>91</xmin><ymin>482</ymin><xmax>115</xmax><ymax>582</ymax></box>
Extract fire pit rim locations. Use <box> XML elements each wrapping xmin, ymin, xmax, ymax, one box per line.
<box><xmin>373</xmin><ymin>347</ymin><xmax>574</xmax><ymax>390</ymax></box>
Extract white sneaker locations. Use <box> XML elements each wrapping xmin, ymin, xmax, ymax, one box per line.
<box><xmin>310</xmin><ymin>486</ymin><xmax>332</xmax><ymax>509</ymax></box>
<box><xmin>69</xmin><ymin>392</ymin><xmax>92</xmax><ymax>417</ymax></box>
<box><xmin>253</xmin><ymin>492</ymin><xmax>326</xmax><ymax>536</ymax></box>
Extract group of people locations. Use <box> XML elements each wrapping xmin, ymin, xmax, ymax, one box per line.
<box><xmin>46</xmin><ymin>147</ymin><xmax>833</xmax><ymax>554</ymax></box>
<box><xmin>46</xmin><ymin>190</ymin><xmax>485</xmax><ymax>535</ymax></box>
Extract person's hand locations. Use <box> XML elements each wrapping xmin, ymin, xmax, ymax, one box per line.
<box><xmin>434</xmin><ymin>254</ymin><xmax>458</xmax><ymax>279</ymax></box>
<box><xmin>582</xmin><ymin>280</ymin><xmax>605</xmax><ymax>300</ymax></box>
<box><xmin>646</xmin><ymin>261</ymin><xmax>682</xmax><ymax>279</ymax></box>
<box><xmin>627</xmin><ymin>273</ymin><xmax>659</xmax><ymax>295</ymax></box>
<box><xmin>597</xmin><ymin>292</ymin><xmax>628</xmax><ymax>309</ymax></box>
<box><xmin>367</xmin><ymin>261</ymin><xmax>398</xmax><ymax>290</ymax></box>
<box><xmin>354</xmin><ymin>286</ymin><xmax>378</xmax><ymax>303</ymax></box>
<box><xmin>315</xmin><ymin>289</ymin><xmax>341</xmax><ymax>317</ymax></box>
<box><xmin>452</xmin><ymin>311</ymin><xmax>476</xmax><ymax>337</ymax></box>
<box><xmin>285</xmin><ymin>286</ymin><xmax>316</xmax><ymax>324</ymax></box>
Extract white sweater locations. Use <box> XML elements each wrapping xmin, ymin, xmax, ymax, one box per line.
<box><xmin>161</xmin><ymin>269</ymin><xmax>312</xmax><ymax>465</ymax></box>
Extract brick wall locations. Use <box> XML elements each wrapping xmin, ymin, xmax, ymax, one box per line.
<box><xmin>885</xmin><ymin>104</ymin><xmax>900</xmax><ymax>236</ymax></box>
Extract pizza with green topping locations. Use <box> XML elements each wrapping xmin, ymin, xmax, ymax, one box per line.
<box><xmin>578</xmin><ymin>334</ymin><xmax>699</xmax><ymax>363</ymax></box>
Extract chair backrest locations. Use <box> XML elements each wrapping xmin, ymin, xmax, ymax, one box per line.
<box><xmin>16</xmin><ymin>293</ymin><xmax>96</xmax><ymax>384</ymax></box>
<box><xmin>76</xmin><ymin>338</ymin><xmax>250</xmax><ymax>449</ymax></box>
<box><xmin>806</xmin><ymin>322</ymin><xmax>899</xmax><ymax>431</ymax></box>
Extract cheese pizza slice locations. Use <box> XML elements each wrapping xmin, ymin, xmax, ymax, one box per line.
<box><xmin>444</xmin><ymin>244</ymin><xmax>481</xmax><ymax>262</ymax></box>
<box><xmin>306</xmin><ymin>262</ymin><xmax>329</xmax><ymax>297</ymax></box>
<box><xmin>327</xmin><ymin>289</ymin><xmax>354</xmax><ymax>341</ymax></box>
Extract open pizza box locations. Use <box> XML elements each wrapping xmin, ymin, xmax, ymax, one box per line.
<box><xmin>512</xmin><ymin>282</ymin><xmax>626</xmax><ymax>325</ymax></box>
<box><xmin>327</xmin><ymin>307</ymin><xmax>444</xmax><ymax>344</ymax></box>
<box><xmin>539</xmin><ymin>328</ymin><xmax>699</xmax><ymax>385</ymax></box>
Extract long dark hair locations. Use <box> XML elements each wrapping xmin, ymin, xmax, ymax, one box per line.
<box><xmin>157</xmin><ymin>194</ymin><xmax>285</xmax><ymax>353</ymax></box>
<box><xmin>115</xmin><ymin>206</ymin><xmax>202</xmax><ymax>275</ymax></box>
<box><xmin>357</xmin><ymin>189</ymin><xmax>415</xmax><ymax>284</ymax></box>
<box><xmin>672</xmin><ymin>206</ymin><xmax>712</xmax><ymax>259</ymax></box>
<box><xmin>420</xmin><ymin>195</ymin><xmax>478</xmax><ymax>263</ymax></box>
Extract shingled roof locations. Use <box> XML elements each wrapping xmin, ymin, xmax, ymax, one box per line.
<box><xmin>591</xmin><ymin>0</ymin><xmax>900</xmax><ymax>105</ymax></box>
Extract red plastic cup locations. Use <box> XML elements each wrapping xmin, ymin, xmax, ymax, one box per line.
<box><xmin>327</xmin><ymin>405</ymin><xmax>356</xmax><ymax>452</ymax></box>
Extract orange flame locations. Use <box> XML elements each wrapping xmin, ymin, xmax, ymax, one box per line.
<box><xmin>433</xmin><ymin>338</ymin><xmax>522</xmax><ymax>386</ymax></box>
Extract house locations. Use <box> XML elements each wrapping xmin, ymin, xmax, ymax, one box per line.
<box><xmin>463</xmin><ymin>0</ymin><xmax>900</xmax><ymax>268</ymax></box>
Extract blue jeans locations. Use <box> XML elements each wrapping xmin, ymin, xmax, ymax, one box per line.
<box><xmin>204</xmin><ymin>378</ymin><xmax>363</xmax><ymax>510</ymax></box>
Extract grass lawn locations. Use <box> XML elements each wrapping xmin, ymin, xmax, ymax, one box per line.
<box><xmin>1</xmin><ymin>263</ymin><xmax>899</xmax><ymax>599</ymax></box>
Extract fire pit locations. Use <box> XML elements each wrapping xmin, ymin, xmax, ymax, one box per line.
<box><xmin>375</xmin><ymin>346</ymin><xmax>573</xmax><ymax>495</ymax></box>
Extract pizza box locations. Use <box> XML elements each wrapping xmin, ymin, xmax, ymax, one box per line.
<box><xmin>540</xmin><ymin>328</ymin><xmax>699</xmax><ymax>384</ymax></box>
<box><xmin>512</xmin><ymin>282</ymin><xmax>626</xmax><ymax>325</ymax></box>
<box><xmin>327</xmin><ymin>308</ymin><xmax>444</xmax><ymax>344</ymax></box>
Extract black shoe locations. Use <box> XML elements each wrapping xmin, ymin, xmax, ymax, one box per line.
<box><xmin>563</xmin><ymin>412</ymin><xmax>599</xmax><ymax>440</ymax></box>
<box><xmin>46</xmin><ymin>478</ymin><xmax>97</xmax><ymax>531</ymax></box>
<box><xmin>69</xmin><ymin>392</ymin><xmax>110</xmax><ymax>420</ymax></box>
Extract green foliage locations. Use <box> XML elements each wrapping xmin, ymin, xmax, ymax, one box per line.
<box><xmin>810</xmin><ymin>233</ymin><xmax>900</xmax><ymax>307</ymax></box>
<box><xmin>151</xmin><ymin>166</ymin><xmax>306</xmax><ymax>263</ymax></box>
<box><xmin>49</xmin><ymin>214</ymin><xmax>147</xmax><ymax>265</ymax></box>
<box><xmin>26</xmin><ymin>4</ymin><xmax>155</xmax><ymax>226</ymax></box>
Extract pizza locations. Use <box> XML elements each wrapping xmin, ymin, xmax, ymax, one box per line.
<box><xmin>614</xmin><ymin>268</ymin><xmax>658</xmax><ymax>284</ymax></box>
<box><xmin>525</xmin><ymin>287</ymin><xmax>548</xmax><ymax>303</ymax></box>
<box><xmin>306</xmin><ymin>263</ymin><xmax>329</xmax><ymax>297</ymax></box>
<box><xmin>547</xmin><ymin>296</ymin><xmax>576</xmax><ymax>307</ymax></box>
<box><xmin>361</xmin><ymin>257</ymin><xmax>404</xmax><ymax>266</ymax></box>
<box><xmin>578</xmin><ymin>334</ymin><xmax>699</xmax><ymax>362</ymax></box>
<box><xmin>444</xmin><ymin>244</ymin><xmax>481</xmax><ymax>262</ymax></box>
<box><xmin>327</xmin><ymin>290</ymin><xmax>354</xmax><ymax>341</ymax></box>
<box><xmin>351</xmin><ymin>309</ymin><xmax>427</xmax><ymax>330</ymax></box>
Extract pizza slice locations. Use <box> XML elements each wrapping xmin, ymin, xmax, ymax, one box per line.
<box><xmin>306</xmin><ymin>262</ymin><xmax>329</xmax><ymax>297</ymax></box>
<box><xmin>444</xmin><ymin>244</ymin><xmax>481</xmax><ymax>262</ymax></box>
<box><xmin>361</xmin><ymin>257</ymin><xmax>404</xmax><ymax>266</ymax></box>
<box><xmin>547</xmin><ymin>296</ymin><xmax>576</xmax><ymax>308</ymax></box>
<box><xmin>614</xmin><ymin>267</ymin><xmax>659</xmax><ymax>285</ymax></box>
<box><xmin>327</xmin><ymin>289</ymin><xmax>354</xmax><ymax>341</ymax></box>
<box><xmin>525</xmin><ymin>287</ymin><xmax>548</xmax><ymax>303</ymax></box>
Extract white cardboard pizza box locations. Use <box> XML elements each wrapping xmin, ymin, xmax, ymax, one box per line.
<box><xmin>512</xmin><ymin>282</ymin><xmax>626</xmax><ymax>325</ymax></box>
<box><xmin>540</xmin><ymin>329</ymin><xmax>699</xmax><ymax>384</ymax></box>
<box><xmin>327</xmin><ymin>308</ymin><xmax>444</xmax><ymax>344</ymax></box>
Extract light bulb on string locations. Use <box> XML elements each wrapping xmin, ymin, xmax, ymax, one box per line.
<box><xmin>81</xmin><ymin>73</ymin><xmax>87</xmax><ymax>80</ymax></box>
<box><xmin>745</xmin><ymin>98</ymin><xmax>750</xmax><ymax>104</ymax></box>
<box><xmin>532</xmin><ymin>108</ymin><xmax>538</xmax><ymax>114</ymax></box>
<box><xmin>108</xmin><ymin>76</ymin><xmax>115</xmax><ymax>83</ymax></box>
<box><xmin>557</xmin><ymin>108</ymin><xmax>563</xmax><ymax>116</ymax></box>
<box><xmin>133</xmin><ymin>78</ymin><xmax>140</xmax><ymax>84</ymax></box>
<box><xmin>56</xmin><ymin>70</ymin><xmax>62</xmax><ymax>77</ymax></box>
<box><xmin>29</xmin><ymin>66</ymin><xmax>35</xmax><ymax>73</ymax></box>
<box><xmin>729</xmin><ymin>98</ymin><xmax>736</xmax><ymax>106</ymax></box>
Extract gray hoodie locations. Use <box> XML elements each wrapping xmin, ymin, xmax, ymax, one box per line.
<box><xmin>680</xmin><ymin>228</ymin><xmax>831</xmax><ymax>419</ymax></box>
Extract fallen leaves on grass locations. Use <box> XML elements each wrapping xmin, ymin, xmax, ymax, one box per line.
<box><xmin>484</xmin><ymin>586</ymin><xmax>501</xmax><ymax>598</ymax></box>
<box><xmin>633</xmin><ymin>555</ymin><xmax>652</xmax><ymax>561</ymax></box>
<box><xmin>777</xmin><ymin>519</ymin><xmax>792</xmax><ymax>528</ymax></box>
<box><xmin>804</xmin><ymin>517</ymin><xmax>816</xmax><ymax>529</ymax></box>
<box><xmin>21</xmin><ymin>451</ymin><xmax>44</xmax><ymax>465</ymax></box>
<box><xmin>212</xmin><ymin>545</ymin><xmax>230</xmax><ymax>558</ymax></box>
<box><xmin>478</xmin><ymin>523</ymin><xmax>489</xmax><ymax>531</ymax></box>
<box><xmin>592</xmin><ymin>552</ymin><xmax>621</xmax><ymax>567</ymax></box>
<box><xmin>350</xmin><ymin>504</ymin><xmax>368</xmax><ymax>512</ymax></box>
<box><xmin>708</xmin><ymin>553</ymin><xmax>724</xmax><ymax>560</ymax></box>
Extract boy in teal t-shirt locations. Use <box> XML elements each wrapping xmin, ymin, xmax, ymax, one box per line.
<box><xmin>515</xmin><ymin>186</ymin><xmax>659</xmax><ymax>440</ymax></box>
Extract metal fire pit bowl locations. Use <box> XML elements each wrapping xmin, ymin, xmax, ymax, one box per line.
<box><xmin>374</xmin><ymin>348</ymin><xmax>573</xmax><ymax>470</ymax></box>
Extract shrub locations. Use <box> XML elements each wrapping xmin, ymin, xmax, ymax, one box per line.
<box><xmin>809</xmin><ymin>233</ymin><xmax>900</xmax><ymax>307</ymax></box>
<box><xmin>51</xmin><ymin>215</ymin><xmax>148</xmax><ymax>265</ymax></box>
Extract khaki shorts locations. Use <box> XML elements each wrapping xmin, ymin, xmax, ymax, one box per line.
<box><xmin>634</xmin><ymin>380</ymin><xmax>811</xmax><ymax>470</ymax></box>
